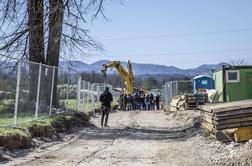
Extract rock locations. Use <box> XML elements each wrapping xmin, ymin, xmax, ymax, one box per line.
<box><xmin>41</xmin><ymin>137</ymin><xmax>52</xmax><ymax>142</ymax></box>
<box><xmin>31</xmin><ymin>138</ymin><xmax>44</xmax><ymax>147</ymax></box>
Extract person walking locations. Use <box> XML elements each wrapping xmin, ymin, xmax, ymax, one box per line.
<box><xmin>99</xmin><ymin>87</ymin><xmax>113</xmax><ymax>127</ymax></box>
<box><xmin>150</xmin><ymin>93</ymin><xmax>154</xmax><ymax>110</ymax></box>
<box><xmin>119</xmin><ymin>92</ymin><xmax>124</xmax><ymax>111</ymax></box>
<box><xmin>133</xmin><ymin>93</ymin><xmax>137</xmax><ymax>110</ymax></box>
<box><xmin>146</xmin><ymin>93</ymin><xmax>151</xmax><ymax>110</ymax></box>
<box><xmin>155</xmin><ymin>93</ymin><xmax>160</xmax><ymax>110</ymax></box>
<box><xmin>141</xmin><ymin>93</ymin><xmax>146</xmax><ymax>110</ymax></box>
<box><xmin>123</xmin><ymin>92</ymin><xmax>128</xmax><ymax>111</ymax></box>
<box><xmin>128</xmin><ymin>94</ymin><xmax>133</xmax><ymax>110</ymax></box>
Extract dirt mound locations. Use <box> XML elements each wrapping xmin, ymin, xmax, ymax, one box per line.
<box><xmin>0</xmin><ymin>133</ymin><xmax>31</xmax><ymax>149</ymax></box>
<box><xmin>165</xmin><ymin>110</ymin><xmax>201</xmax><ymax>129</ymax></box>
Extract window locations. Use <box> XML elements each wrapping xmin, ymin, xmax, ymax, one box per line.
<box><xmin>226</xmin><ymin>70</ymin><xmax>240</xmax><ymax>83</ymax></box>
<box><xmin>201</xmin><ymin>80</ymin><xmax>208</xmax><ymax>85</ymax></box>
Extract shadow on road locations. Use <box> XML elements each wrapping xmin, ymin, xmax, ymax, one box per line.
<box><xmin>80</xmin><ymin>122</ymin><xmax>201</xmax><ymax>141</ymax></box>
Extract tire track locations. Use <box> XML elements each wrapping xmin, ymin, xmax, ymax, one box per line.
<box><xmin>75</xmin><ymin>139</ymin><xmax>115</xmax><ymax>166</ymax></box>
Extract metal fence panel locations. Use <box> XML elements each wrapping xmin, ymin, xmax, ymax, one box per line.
<box><xmin>17</xmin><ymin>61</ymin><xmax>39</xmax><ymax>125</ymax></box>
<box><xmin>162</xmin><ymin>80</ymin><xmax>193</xmax><ymax>106</ymax></box>
<box><xmin>0</xmin><ymin>57</ymin><xmax>17</xmax><ymax>127</ymax></box>
<box><xmin>0</xmin><ymin>55</ymin><xmax>116</xmax><ymax>127</ymax></box>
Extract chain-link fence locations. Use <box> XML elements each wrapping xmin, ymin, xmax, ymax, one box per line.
<box><xmin>0</xmin><ymin>55</ymin><xmax>79</xmax><ymax>127</ymax></box>
<box><xmin>0</xmin><ymin>54</ymin><xmax>119</xmax><ymax>127</ymax></box>
<box><xmin>16</xmin><ymin>61</ymin><xmax>56</xmax><ymax>125</ymax></box>
<box><xmin>0</xmin><ymin>57</ymin><xmax>18</xmax><ymax>127</ymax></box>
<box><xmin>76</xmin><ymin>81</ymin><xmax>115</xmax><ymax>113</ymax></box>
<box><xmin>57</xmin><ymin>67</ymin><xmax>79</xmax><ymax>113</ymax></box>
<box><xmin>162</xmin><ymin>80</ymin><xmax>193</xmax><ymax>105</ymax></box>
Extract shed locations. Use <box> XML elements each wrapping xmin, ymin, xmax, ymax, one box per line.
<box><xmin>213</xmin><ymin>65</ymin><xmax>252</xmax><ymax>102</ymax></box>
<box><xmin>193</xmin><ymin>75</ymin><xmax>214</xmax><ymax>94</ymax></box>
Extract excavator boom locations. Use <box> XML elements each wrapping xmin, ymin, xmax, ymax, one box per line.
<box><xmin>102</xmin><ymin>61</ymin><xmax>134</xmax><ymax>95</ymax></box>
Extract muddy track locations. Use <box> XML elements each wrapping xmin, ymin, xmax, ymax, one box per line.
<box><xmin>5</xmin><ymin>111</ymin><xmax>252</xmax><ymax>166</ymax></box>
<box><xmin>12</xmin><ymin>111</ymin><xmax>252</xmax><ymax>166</ymax></box>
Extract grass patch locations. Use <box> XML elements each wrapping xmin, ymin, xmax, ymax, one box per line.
<box><xmin>0</xmin><ymin>112</ymin><xmax>50</xmax><ymax>127</ymax></box>
<box><xmin>0</xmin><ymin>128</ymin><xmax>31</xmax><ymax>149</ymax></box>
<box><xmin>0</xmin><ymin>100</ymin><xmax>14</xmax><ymax>113</ymax></box>
<box><xmin>59</xmin><ymin>99</ymin><xmax>100</xmax><ymax>112</ymax></box>
<box><xmin>0</xmin><ymin>128</ymin><xmax>29</xmax><ymax>137</ymax></box>
<box><xmin>0</xmin><ymin>111</ymin><xmax>92</xmax><ymax>150</ymax></box>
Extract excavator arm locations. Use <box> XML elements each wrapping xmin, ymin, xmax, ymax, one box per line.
<box><xmin>102</xmin><ymin>61</ymin><xmax>134</xmax><ymax>95</ymax></box>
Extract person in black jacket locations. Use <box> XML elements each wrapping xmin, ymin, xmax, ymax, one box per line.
<box><xmin>99</xmin><ymin>87</ymin><xmax>113</xmax><ymax>127</ymax></box>
<box><xmin>119</xmin><ymin>92</ymin><xmax>124</xmax><ymax>111</ymax></box>
<box><xmin>155</xmin><ymin>93</ymin><xmax>160</xmax><ymax>110</ymax></box>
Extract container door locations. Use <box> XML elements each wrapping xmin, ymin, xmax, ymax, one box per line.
<box><xmin>246</xmin><ymin>72</ymin><xmax>252</xmax><ymax>99</ymax></box>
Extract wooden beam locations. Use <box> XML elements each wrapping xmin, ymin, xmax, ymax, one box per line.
<box><xmin>215</xmin><ymin>121</ymin><xmax>252</xmax><ymax>130</ymax></box>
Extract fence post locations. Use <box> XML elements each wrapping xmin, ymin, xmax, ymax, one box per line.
<box><xmin>82</xmin><ymin>80</ymin><xmax>85</xmax><ymax>112</ymax></box>
<box><xmin>76</xmin><ymin>75</ymin><xmax>81</xmax><ymax>111</ymax></box>
<box><xmin>87</xmin><ymin>82</ymin><xmax>90</xmax><ymax>105</ymax></box>
<box><xmin>168</xmin><ymin>82</ymin><xmax>171</xmax><ymax>104</ymax></box>
<box><xmin>35</xmin><ymin>63</ymin><xmax>42</xmax><ymax>119</ymax></box>
<box><xmin>66</xmin><ymin>67</ymin><xmax>70</xmax><ymax>112</ymax></box>
<box><xmin>91</xmin><ymin>84</ymin><xmax>95</xmax><ymax>113</ymax></box>
<box><xmin>175</xmin><ymin>81</ymin><xmax>178</xmax><ymax>96</ymax></box>
<box><xmin>49</xmin><ymin>66</ymin><xmax>55</xmax><ymax>115</ymax></box>
<box><xmin>165</xmin><ymin>84</ymin><xmax>168</xmax><ymax>105</ymax></box>
<box><xmin>13</xmin><ymin>60</ymin><xmax>22</xmax><ymax>127</ymax></box>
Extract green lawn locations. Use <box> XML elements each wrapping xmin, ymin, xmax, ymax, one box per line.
<box><xmin>0</xmin><ymin>111</ymin><xmax>50</xmax><ymax>127</ymax></box>
<box><xmin>59</xmin><ymin>99</ymin><xmax>100</xmax><ymax>112</ymax></box>
<box><xmin>0</xmin><ymin>127</ymin><xmax>29</xmax><ymax>137</ymax></box>
<box><xmin>0</xmin><ymin>99</ymin><xmax>14</xmax><ymax>112</ymax></box>
<box><xmin>0</xmin><ymin>99</ymin><xmax>100</xmax><ymax>127</ymax></box>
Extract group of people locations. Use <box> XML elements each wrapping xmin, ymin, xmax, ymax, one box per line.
<box><xmin>119</xmin><ymin>91</ymin><xmax>160</xmax><ymax>111</ymax></box>
<box><xmin>99</xmin><ymin>87</ymin><xmax>161</xmax><ymax>127</ymax></box>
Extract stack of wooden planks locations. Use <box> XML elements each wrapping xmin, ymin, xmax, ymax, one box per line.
<box><xmin>199</xmin><ymin>99</ymin><xmax>252</xmax><ymax>142</ymax></box>
<box><xmin>170</xmin><ymin>94</ymin><xmax>206</xmax><ymax>111</ymax></box>
<box><xmin>170</xmin><ymin>95</ymin><xmax>187</xmax><ymax>111</ymax></box>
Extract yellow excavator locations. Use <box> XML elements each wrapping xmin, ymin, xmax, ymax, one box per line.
<box><xmin>101</xmin><ymin>60</ymin><xmax>134</xmax><ymax>95</ymax></box>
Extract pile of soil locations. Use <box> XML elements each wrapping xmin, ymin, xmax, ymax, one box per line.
<box><xmin>165</xmin><ymin>109</ymin><xmax>201</xmax><ymax>129</ymax></box>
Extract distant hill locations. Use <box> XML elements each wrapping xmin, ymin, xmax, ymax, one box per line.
<box><xmin>59</xmin><ymin>60</ymin><xmax>227</xmax><ymax>76</ymax></box>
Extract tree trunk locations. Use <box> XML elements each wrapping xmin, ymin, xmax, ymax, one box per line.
<box><xmin>27</xmin><ymin>0</ymin><xmax>45</xmax><ymax>101</ymax></box>
<box><xmin>46</xmin><ymin>0</ymin><xmax>64</xmax><ymax>107</ymax></box>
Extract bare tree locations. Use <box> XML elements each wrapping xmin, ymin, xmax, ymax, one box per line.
<box><xmin>0</xmin><ymin>1</ymin><xmax>28</xmax><ymax>60</ymax></box>
<box><xmin>0</xmin><ymin>0</ymin><xmax>106</xmax><ymax>61</ymax></box>
<box><xmin>229</xmin><ymin>59</ymin><xmax>249</xmax><ymax>66</ymax></box>
<box><xmin>0</xmin><ymin>0</ymin><xmax>111</xmax><ymax>107</ymax></box>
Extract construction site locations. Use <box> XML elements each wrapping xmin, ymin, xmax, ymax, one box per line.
<box><xmin>0</xmin><ymin>1</ymin><xmax>252</xmax><ymax>166</ymax></box>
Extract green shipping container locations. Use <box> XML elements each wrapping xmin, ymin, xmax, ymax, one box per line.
<box><xmin>213</xmin><ymin>65</ymin><xmax>252</xmax><ymax>102</ymax></box>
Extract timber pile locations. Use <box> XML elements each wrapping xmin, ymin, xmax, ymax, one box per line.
<box><xmin>170</xmin><ymin>95</ymin><xmax>187</xmax><ymax>111</ymax></box>
<box><xmin>170</xmin><ymin>94</ymin><xmax>205</xmax><ymax>111</ymax></box>
<box><xmin>199</xmin><ymin>99</ymin><xmax>252</xmax><ymax>142</ymax></box>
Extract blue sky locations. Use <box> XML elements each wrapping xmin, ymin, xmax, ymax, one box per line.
<box><xmin>83</xmin><ymin>0</ymin><xmax>252</xmax><ymax>69</ymax></box>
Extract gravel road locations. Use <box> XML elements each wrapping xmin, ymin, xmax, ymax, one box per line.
<box><xmin>7</xmin><ymin>110</ymin><xmax>252</xmax><ymax>166</ymax></box>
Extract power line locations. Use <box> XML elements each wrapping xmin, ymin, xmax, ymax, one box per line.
<box><xmin>107</xmin><ymin>48</ymin><xmax>252</xmax><ymax>57</ymax></box>
<box><xmin>100</xmin><ymin>28</ymin><xmax>252</xmax><ymax>41</ymax></box>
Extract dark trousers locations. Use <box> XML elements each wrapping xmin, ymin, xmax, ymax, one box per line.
<box><xmin>101</xmin><ymin>110</ymin><xmax>109</xmax><ymax>127</ymax></box>
<box><xmin>156</xmin><ymin>101</ymin><xmax>160</xmax><ymax>110</ymax></box>
<box><xmin>147</xmin><ymin>103</ymin><xmax>151</xmax><ymax>110</ymax></box>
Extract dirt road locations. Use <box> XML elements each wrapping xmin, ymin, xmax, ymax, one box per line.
<box><xmin>9</xmin><ymin>111</ymin><xmax>252</xmax><ymax>166</ymax></box>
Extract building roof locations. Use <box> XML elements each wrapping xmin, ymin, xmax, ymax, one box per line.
<box><xmin>214</xmin><ymin>65</ymin><xmax>252</xmax><ymax>72</ymax></box>
<box><xmin>193</xmin><ymin>75</ymin><xmax>212</xmax><ymax>80</ymax></box>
